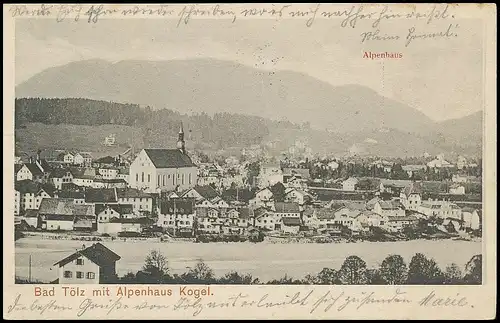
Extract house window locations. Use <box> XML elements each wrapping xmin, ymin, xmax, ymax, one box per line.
<box><xmin>148</xmin><ymin>174</ymin><xmax>151</xmax><ymax>183</ymax></box>
<box><xmin>189</xmin><ymin>173</ymin><xmax>192</xmax><ymax>184</ymax></box>
<box><xmin>87</xmin><ymin>272</ymin><xmax>95</xmax><ymax>279</ymax></box>
<box><xmin>76</xmin><ymin>259</ymin><xmax>84</xmax><ymax>265</ymax></box>
<box><xmin>163</xmin><ymin>175</ymin><xmax>166</xmax><ymax>186</ymax></box>
<box><xmin>136</xmin><ymin>173</ymin><xmax>139</xmax><ymax>182</ymax></box>
<box><xmin>182</xmin><ymin>174</ymin><xmax>185</xmax><ymax>185</ymax></box>
<box><xmin>158</xmin><ymin>175</ymin><xmax>160</xmax><ymax>186</ymax></box>
<box><xmin>141</xmin><ymin>172</ymin><xmax>144</xmax><ymax>182</ymax></box>
<box><xmin>76</xmin><ymin>272</ymin><xmax>84</xmax><ymax>279</ymax></box>
<box><xmin>64</xmin><ymin>271</ymin><xmax>72</xmax><ymax>278</ymax></box>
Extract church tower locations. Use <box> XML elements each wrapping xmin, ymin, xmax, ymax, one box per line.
<box><xmin>177</xmin><ymin>122</ymin><xmax>186</xmax><ymax>154</ymax></box>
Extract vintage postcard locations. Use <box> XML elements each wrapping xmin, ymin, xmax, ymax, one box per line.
<box><xmin>3</xmin><ymin>3</ymin><xmax>497</xmax><ymax>320</ymax></box>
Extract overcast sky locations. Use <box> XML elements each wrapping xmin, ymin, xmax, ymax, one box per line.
<box><xmin>15</xmin><ymin>12</ymin><xmax>483</xmax><ymax>121</ymax></box>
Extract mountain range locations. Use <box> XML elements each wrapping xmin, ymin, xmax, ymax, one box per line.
<box><xmin>15</xmin><ymin>59</ymin><xmax>482</xmax><ymax>157</ymax></box>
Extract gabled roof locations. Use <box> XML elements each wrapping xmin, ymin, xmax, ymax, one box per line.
<box><xmin>85</xmin><ymin>188</ymin><xmax>117</xmax><ymax>203</ymax></box>
<box><xmin>160</xmin><ymin>198</ymin><xmax>195</xmax><ymax>215</ymax></box>
<box><xmin>282</xmin><ymin>168</ymin><xmax>311</xmax><ymax>180</ymax></box>
<box><xmin>15</xmin><ymin>180</ymin><xmax>39</xmax><ymax>194</ymax></box>
<box><xmin>282</xmin><ymin>217</ymin><xmax>301</xmax><ymax>226</ymax></box>
<box><xmin>58</xmin><ymin>190</ymin><xmax>85</xmax><ymax>199</ymax></box>
<box><xmin>54</xmin><ymin>243</ymin><xmax>121</xmax><ymax>267</ymax></box>
<box><xmin>403</xmin><ymin>182</ymin><xmax>422</xmax><ymax>197</ymax></box>
<box><xmin>144</xmin><ymin>149</ymin><xmax>195</xmax><ymax>168</ymax></box>
<box><xmin>239</xmin><ymin>207</ymin><xmax>253</xmax><ymax>219</ymax></box>
<box><xmin>377</xmin><ymin>200</ymin><xmax>401</xmax><ymax>210</ymax></box>
<box><xmin>192</xmin><ymin>185</ymin><xmax>219</xmax><ymax>200</ymax></box>
<box><xmin>116</xmin><ymin>188</ymin><xmax>151</xmax><ymax>199</ymax></box>
<box><xmin>14</xmin><ymin>164</ymin><xmax>22</xmax><ymax>174</ymax></box>
<box><xmin>39</xmin><ymin>198</ymin><xmax>93</xmax><ymax>216</ymax></box>
<box><xmin>50</xmin><ymin>168</ymin><xmax>73</xmax><ymax>178</ymax></box>
<box><xmin>274</xmin><ymin>202</ymin><xmax>300</xmax><ymax>213</ymax></box>
<box><xmin>95</xmin><ymin>156</ymin><xmax>116</xmax><ymax>164</ymax></box>
<box><xmin>95</xmin><ymin>204</ymin><xmax>134</xmax><ymax>216</ymax></box>
<box><xmin>24</xmin><ymin>163</ymin><xmax>43</xmax><ymax>176</ymax></box>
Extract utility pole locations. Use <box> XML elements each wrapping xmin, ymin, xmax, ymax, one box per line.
<box><xmin>29</xmin><ymin>254</ymin><xmax>32</xmax><ymax>283</ymax></box>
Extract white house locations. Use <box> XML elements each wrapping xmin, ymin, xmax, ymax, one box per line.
<box><xmin>258</xmin><ymin>162</ymin><xmax>283</xmax><ymax>188</ymax></box>
<box><xmin>449</xmin><ymin>184</ymin><xmax>466</xmax><ymax>195</ymax></box>
<box><xmin>53</xmin><ymin>243</ymin><xmax>120</xmax><ymax>284</ymax></box>
<box><xmin>157</xmin><ymin>198</ymin><xmax>195</xmax><ymax>236</ymax></box>
<box><xmin>59</xmin><ymin>152</ymin><xmax>75</xmax><ymax>164</ymax></box>
<box><xmin>129</xmin><ymin>126</ymin><xmax>197</xmax><ymax>193</ymax></box>
<box><xmin>418</xmin><ymin>200</ymin><xmax>462</xmax><ymax>219</ymax></box>
<box><xmin>16</xmin><ymin>163</ymin><xmax>44</xmax><ymax>182</ymax></box>
<box><xmin>462</xmin><ymin>208</ymin><xmax>481</xmax><ymax>231</ymax></box>
<box><xmin>73</xmin><ymin>153</ymin><xmax>85</xmax><ymax>166</ymax></box>
<box><xmin>51</xmin><ymin>169</ymin><xmax>74</xmax><ymax>190</ymax></box>
<box><xmin>196</xmin><ymin>207</ymin><xmax>221</xmax><ymax>234</ymax></box>
<box><xmin>250</xmin><ymin>187</ymin><xmax>274</xmax><ymax>208</ymax></box>
<box><xmin>116</xmin><ymin>188</ymin><xmax>153</xmax><ymax>214</ymax></box>
<box><xmin>254</xmin><ymin>211</ymin><xmax>280</xmax><ymax>231</ymax></box>
<box><xmin>373</xmin><ymin>200</ymin><xmax>405</xmax><ymax>218</ymax></box>
<box><xmin>400</xmin><ymin>182</ymin><xmax>422</xmax><ymax>211</ymax></box>
<box><xmin>284</xmin><ymin>188</ymin><xmax>312</xmax><ymax>206</ymax></box>
<box><xmin>342</xmin><ymin>177</ymin><xmax>359</xmax><ymax>191</ymax></box>
<box><xmin>98</xmin><ymin>167</ymin><xmax>119</xmax><ymax>180</ymax></box>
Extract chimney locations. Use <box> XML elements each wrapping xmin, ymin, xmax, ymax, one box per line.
<box><xmin>37</xmin><ymin>149</ymin><xmax>42</xmax><ymax>161</ymax></box>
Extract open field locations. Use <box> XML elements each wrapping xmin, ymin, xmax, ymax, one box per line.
<box><xmin>15</xmin><ymin>236</ymin><xmax>482</xmax><ymax>283</ymax></box>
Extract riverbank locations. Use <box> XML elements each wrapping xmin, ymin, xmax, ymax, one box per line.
<box><xmin>15</xmin><ymin>235</ymin><xmax>482</xmax><ymax>283</ymax></box>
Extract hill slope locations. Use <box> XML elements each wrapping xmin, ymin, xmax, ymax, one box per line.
<box><xmin>16</xmin><ymin>58</ymin><xmax>435</xmax><ymax>134</ymax></box>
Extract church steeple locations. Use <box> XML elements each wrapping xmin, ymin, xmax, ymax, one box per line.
<box><xmin>177</xmin><ymin>122</ymin><xmax>186</xmax><ymax>154</ymax></box>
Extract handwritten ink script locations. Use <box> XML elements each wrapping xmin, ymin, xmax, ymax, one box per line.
<box><xmin>6</xmin><ymin>288</ymin><xmax>472</xmax><ymax>318</ymax></box>
<box><xmin>8</xmin><ymin>4</ymin><xmax>460</xmax><ymax>47</ymax></box>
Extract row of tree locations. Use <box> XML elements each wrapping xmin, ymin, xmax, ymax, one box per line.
<box><xmin>15</xmin><ymin>98</ymin><xmax>269</xmax><ymax>150</ymax></box>
<box><xmin>117</xmin><ymin>250</ymin><xmax>482</xmax><ymax>285</ymax></box>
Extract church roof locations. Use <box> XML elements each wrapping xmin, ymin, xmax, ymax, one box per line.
<box><xmin>144</xmin><ymin>149</ymin><xmax>195</xmax><ymax>168</ymax></box>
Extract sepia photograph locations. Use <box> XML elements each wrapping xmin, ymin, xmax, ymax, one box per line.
<box><xmin>10</xmin><ymin>4</ymin><xmax>488</xmax><ymax>290</ymax></box>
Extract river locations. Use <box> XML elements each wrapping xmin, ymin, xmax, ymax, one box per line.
<box><xmin>15</xmin><ymin>237</ymin><xmax>482</xmax><ymax>283</ymax></box>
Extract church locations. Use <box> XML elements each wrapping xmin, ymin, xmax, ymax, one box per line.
<box><xmin>129</xmin><ymin>123</ymin><xmax>198</xmax><ymax>193</ymax></box>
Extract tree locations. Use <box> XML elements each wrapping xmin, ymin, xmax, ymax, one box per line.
<box><xmin>338</xmin><ymin>256</ymin><xmax>368</xmax><ymax>285</ymax></box>
<box><xmin>182</xmin><ymin>261</ymin><xmax>215</xmax><ymax>284</ymax></box>
<box><xmin>463</xmin><ymin>254</ymin><xmax>482</xmax><ymax>285</ymax></box>
<box><xmin>444</xmin><ymin>263</ymin><xmax>463</xmax><ymax>284</ymax></box>
<box><xmin>407</xmin><ymin>253</ymin><xmax>444</xmax><ymax>284</ymax></box>
<box><xmin>218</xmin><ymin>271</ymin><xmax>259</xmax><ymax>284</ymax></box>
<box><xmin>315</xmin><ymin>268</ymin><xmax>341</xmax><ymax>285</ymax></box>
<box><xmin>366</xmin><ymin>269</ymin><xmax>386</xmax><ymax>285</ymax></box>
<box><xmin>143</xmin><ymin>250</ymin><xmax>169</xmax><ymax>276</ymax></box>
<box><xmin>379</xmin><ymin>255</ymin><xmax>408</xmax><ymax>285</ymax></box>
<box><xmin>270</xmin><ymin>182</ymin><xmax>286</xmax><ymax>202</ymax></box>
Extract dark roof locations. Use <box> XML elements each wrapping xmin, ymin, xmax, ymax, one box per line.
<box><xmin>144</xmin><ymin>149</ymin><xmax>195</xmax><ymax>168</ymax></box>
<box><xmin>282</xmin><ymin>217</ymin><xmax>301</xmax><ymax>226</ymax></box>
<box><xmin>58</xmin><ymin>191</ymin><xmax>85</xmax><ymax>199</ymax></box>
<box><xmin>14</xmin><ymin>164</ymin><xmax>22</xmax><ymax>173</ymax></box>
<box><xmin>94</xmin><ymin>178</ymin><xmax>127</xmax><ymax>184</ymax></box>
<box><xmin>193</xmin><ymin>185</ymin><xmax>219</xmax><ymax>200</ymax></box>
<box><xmin>274</xmin><ymin>202</ymin><xmax>300</xmax><ymax>213</ymax></box>
<box><xmin>85</xmin><ymin>188</ymin><xmax>117</xmax><ymax>203</ymax></box>
<box><xmin>39</xmin><ymin>198</ymin><xmax>93</xmax><ymax>216</ymax></box>
<box><xmin>24</xmin><ymin>209</ymin><xmax>39</xmax><ymax>218</ymax></box>
<box><xmin>388</xmin><ymin>215</ymin><xmax>418</xmax><ymax>222</ymax></box>
<box><xmin>95</xmin><ymin>204</ymin><xmax>134</xmax><ymax>216</ymax></box>
<box><xmin>116</xmin><ymin>188</ymin><xmax>151</xmax><ymax>199</ymax></box>
<box><xmin>24</xmin><ymin>163</ymin><xmax>43</xmax><ymax>176</ymax></box>
<box><xmin>95</xmin><ymin>156</ymin><xmax>116</xmax><ymax>164</ymax></box>
<box><xmin>239</xmin><ymin>207</ymin><xmax>253</xmax><ymax>219</ymax></box>
<box><xmin>54</xmin><ymin>243</ymin><xmax>121</xmax><ymax>267</ymax></box>
<box><xmin>15</xmin><ymin>180</ymin><xmax>39</xmax><ymax>194</ymax></box>
<box><xmin>46</xmin><ymin>214</ymin><xmax>74</xmax><ymax>221</ymax></box>
<box><xmin>160</xmin><ymin>198</ymin><xmax>194</xmax><ymax>215</ymax></box>
<box><xmin>282</xmin><ymin>168</ymin><xmax>311</xmax><ymax>180</ymax></box>
<box><xmin>109</xmin><ymin>217</ymin><xmax>151</xmax><ymax>224</ymax></box>
<box><xmin>403</xmin><ymin>182</ymin><xmax>422</xmax><ymax>197</ymax></box>
<box><xmin>51</xmin><ymin>168</ymin><xmax>73</xmax><ymax>178</ymax></box>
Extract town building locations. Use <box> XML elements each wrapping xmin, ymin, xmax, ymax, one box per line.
<box><xmin>157</xmin><ymin>198</ymin><xmax>196</xmax><ymax>236</ymax></box>
<box><xmin>342</xmin><ymin>177</ymin><xmax>359</xmax><ymax>191</ymax></box>
<box><xmin>129</xmin><ymin>124</ymin><xmax>197</xmax><ymax>193</ymax></box>
<box><xmin>53</xmin><ymin>243</ymin><xmax>120</xmax><ymax>284</ymax></box>
<box><xmin>116</xmin><ymin>188</ymin><xmax>153</xmax><ymax>214</ymax></box>
<box><xmin>418</xmin><ymin>200</ymin><xmax>462</xmax><ymax>219</ymax></box>
<box><xmin>400</xmin><ymin>182</ymin><xmax>422</xmax><ymax>211</ymax></box>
